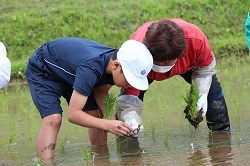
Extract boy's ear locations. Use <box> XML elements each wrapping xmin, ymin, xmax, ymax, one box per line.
<box><xmin>112</xmin><ymin>60</ymin><xmax>121</xmax><ymax>69</ymax></box>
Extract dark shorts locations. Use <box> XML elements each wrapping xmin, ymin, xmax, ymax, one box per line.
<box><xmin>25</xmin><ymin>47</ymin><xmax>98</xmax><ymax>118</ymax></box>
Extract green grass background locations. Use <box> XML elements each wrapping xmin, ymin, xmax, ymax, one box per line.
<box><xmin>0</xmin><ymin>0</ymin><xmax>249</xmax><ymax>79</ymax></box>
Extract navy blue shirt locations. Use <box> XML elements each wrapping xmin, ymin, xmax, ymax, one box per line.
<box><xmin>42</xmin><ymin>37</ymin><xmax>116</xmax><ymax>96</ymax></box>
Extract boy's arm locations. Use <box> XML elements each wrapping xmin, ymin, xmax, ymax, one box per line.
<box><xmin>93</xmin><ymin>84</ymin><xmax>113</xmax><ymax>115</ymax></box>
<box><xmin>67</xmin><ymin>90</ymin><xmax>132</xmax><ymax>136</ymax></box>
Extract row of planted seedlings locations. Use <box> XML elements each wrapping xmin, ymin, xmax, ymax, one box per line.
<box><xmin>0</xmin><ymin>82</ymin><xmax>40</xmax><ymax>165</ymax></box>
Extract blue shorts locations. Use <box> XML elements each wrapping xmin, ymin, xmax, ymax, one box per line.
<box><xmin>25</xmin><ymin>47</ymin><xmax>98</xmax><ymax>118</ymax></box>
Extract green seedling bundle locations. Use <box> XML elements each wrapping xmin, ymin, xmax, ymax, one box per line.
<box><xmin>183</xmin><ymin>82</ymin><xmax>203</xmax><ymax>129</ymax></box>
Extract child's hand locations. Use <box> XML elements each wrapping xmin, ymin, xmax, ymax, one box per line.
<box><xmin>105</xmin><ymin>120</ymin><xmax>133</xmax><ymax>136</ymax></box>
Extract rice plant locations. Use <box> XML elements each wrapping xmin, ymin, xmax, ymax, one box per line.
<box><xmin>80</xmin><ymin>146</ymin><xmax>98</xmax><ymax>165</ymax></box>
<box><xmin>183</xmin><ymin>82</ymin><xmax>203</xmax><ymax>129</ymax></box>
<box><xmin>59</xmin><ymin>136</ymin><xmax>67</xmax><ymax>154</ymax></box>
<box><xmin>164</xmin><ymin>131</ymin><xmax>169</xmax><ymax>148</ymax></box>
<box><xmin>103</xmin><ymin>93</ymin><xmax>116</xmax><ymax>120</ymax></box>
<box><xmin>8</xmin><ymin>131</ymin><xmax>16</xmax><ymax>146</ymax></box>
<box><xmin>150</xmin><ymin>120</ymin><xmax>156</xmax><ymax>143</ymax></box>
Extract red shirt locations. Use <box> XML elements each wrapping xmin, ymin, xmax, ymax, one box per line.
<box><xmin>124</xmin><ymin>18</ymin><xmax>214</xmax><ymax>95</ymax></box>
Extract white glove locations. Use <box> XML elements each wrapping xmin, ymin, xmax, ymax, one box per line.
<box><xmin>115</xmin><ymin>95</ymin><xmax>144</xmax><ymax>137</ymax></box>
<box><xmin>192</xmin><ymin>54</ymin><xmax>216</xmax><ymax>117</ymax></box>
<box><xmin>197</xmin><ymin>93</ymin><xmax>208</xmax><ymax>117</ymax></box>
<box><xmin>120</xmin><ymin>110</ymin><xmax>144</xmax><ymax>137</ymax></box>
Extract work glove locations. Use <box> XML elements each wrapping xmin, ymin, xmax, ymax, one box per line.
<box><xmin>120</xmin><ymin>109</ymin><xmax>144</xmax><ymax>137</ymax></box>
<box><xmin>192</xmin><ymin>55</ymin><xmax>216</xmax><ymax>117</ymax></box>
<box><xmin>197</xmin><ymin>93</ymin><xmax>208</xmax><ymax>117</ymax></box>
<box><xmin>115</xmin><ymin>95</ymin><xmax>144</xmax><ymax>137</ymax></box>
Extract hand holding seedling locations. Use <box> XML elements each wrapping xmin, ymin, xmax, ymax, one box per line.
<box><xmin>183</xmin><ymin>83</ymin><xmax>204</xmax><ymax>129</ymax></box>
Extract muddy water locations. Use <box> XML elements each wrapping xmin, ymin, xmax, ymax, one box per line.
<box><xmin>0</xmin><ymin>59</ymin><xmax>250</xmax><ymax>165</ymax></box>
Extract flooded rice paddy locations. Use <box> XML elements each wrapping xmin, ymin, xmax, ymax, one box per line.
<box><xmin>1</xmin><ymin>57</ymin><xmax>250</xmax><ymax>165</ymax></box>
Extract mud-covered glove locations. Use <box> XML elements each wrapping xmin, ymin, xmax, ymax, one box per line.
<box><xmin>115</xmin><ymin>95</ymin><xmax>144</xmax><ymax>137</ymax></box>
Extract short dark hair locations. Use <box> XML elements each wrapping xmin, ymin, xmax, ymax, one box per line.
<box><xmin>111</xmin><ymin>50</ymin><xmax>118</xmax><ymax>60</ymax></box>
<box><xmin>111</xmin><ymin>50</ymin><xmax>123</xmax><ymax>73</ymax></box>
<box><xmin>144</xmin><ymin>19</ymin><xmax>186</xmax><ymax>62</ymax></box>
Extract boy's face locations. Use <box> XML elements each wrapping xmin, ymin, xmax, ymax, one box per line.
<box><xmin>112</xmin><ymin>61</ymin><xmax>131</xmax><ymax>88</ymax></box>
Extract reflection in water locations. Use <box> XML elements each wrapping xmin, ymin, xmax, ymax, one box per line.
<box><xmin>116</xmin><ymin>137</ymin><xmax>144</xmax><ymax>165</ymax></box>
<box><xmin>188</xmin><ymin>131</ymin><xmax>232</xmax><ymax>165</ymax></box>
<box><xmin>207</xmin><ymin>131</ymin><xmax>233</xmax><ymax>165</ymax></box>
<box><xmin>92</xmin><ymin>145</ymin><xmax>111</xmax><ymax>166</ymax></box>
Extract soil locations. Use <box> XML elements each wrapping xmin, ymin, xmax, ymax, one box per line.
<box><xmin>184</xmin><ymin>106</ymin><xmax>203</xmax><ymax>129</ymax></box>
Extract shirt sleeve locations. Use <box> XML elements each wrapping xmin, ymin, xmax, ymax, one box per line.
<box><xmin>73</xmin><ymin>63</ymin><xmax>101</xmax><ymax>96</ymax></box>
<box><xmin>195</xmin><ymin>34</ymin><xmax>214</xmax><ymax>67</ymax></box>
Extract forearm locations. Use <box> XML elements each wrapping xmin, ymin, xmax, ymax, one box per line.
<box><xmin>68</xmin><ymin>110</ymin><xmax>107</xmax><ymax>130</ymax></box>
<box><xmin>93</xmin><ymin>84</ymin><xmax>112</xmax><ymax>114</ymax></box>
<box><xmin>192</xmin><ymin>57</ymin><xmax>216</xmax><ymax>95</ymax></box>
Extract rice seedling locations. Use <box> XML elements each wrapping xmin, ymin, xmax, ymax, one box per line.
<box><xmin>18</xmin><ymin>154</ymin><xmax>24</xmax><ymax>166</ymax></box>
<box><xmin>28</xmin><ymin>129</ymin><xmax>33</xmax><ymax>141</ymax></box>
<box><xmin>164</xmin><ymin>131</ymin><xmax>169</xmax><ymax>148</ymax></box>
<box><xmin>59</xmin><ymin>136</ymin><xmax>67</xmax><ymax>154</ymax></box>
<box><xmin>35</xmin><ymin>156</ymin><xmax>44</xmax><ymax>166</ymax></box>
<box><xmin>231</xmin><ymin>95</ymin><xmax>242</xmax><ymax>130</ymax></box>
<box><xmin>235</xmin><ymin>132</ymin><xmax>243</xmax><ymax>144</ymax></box>
<box><xmin>80</xmin><ymin>146</ymin><xmax>98</xmax><ymax>165</ymax></box>
<box><xmin>116</xmin><ymin>136</ymin><xmax>129</xmax><ymax>154</ymax></box>
<box><xmin>8</xmin><ymin>131</ymin><xmax>16</xmax><ymax>146</ymax></box>
<box><xmin>103</xmin><ymin>93</ymin><xmax>116</xmax><ymax>120</ymax></box>
<box><xmin>0</xmin><ymin>140</ymin><xmax>3</xmax><ymax>147</ymax></box>
<box><xmin>183</xmin><ymin>82</ymin><xmax>203</xmax><ymax>129</ymax></box>
<box><xmin>150</xmin><ymin>120</ymin><xmax>156</xmax><ymax>143</ymax></box>
<box><xmin>207</xmin><ymin>129</ymin><xmax>215</xmax><ymax>144</ymax></box>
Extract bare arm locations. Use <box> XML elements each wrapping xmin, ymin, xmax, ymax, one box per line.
<box><xmin>67</xmin><ymin>90</ymin><xmax>132</xmax><ymax>136</ymax></box>
<box><xmin>93</xmin><ymin>84</ymin><xmax>113</xmax><ymax>115</ymax></box>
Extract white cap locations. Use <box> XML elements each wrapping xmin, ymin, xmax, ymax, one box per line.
<box><xmin>0</xmin><ymin>42</ymin><xmax>11</xmax><ymax>89</ymax></box>
<box><xmin>117</xmin><ymin>40</ymin><xmax>153</xmax><ymax>90</ymax></box>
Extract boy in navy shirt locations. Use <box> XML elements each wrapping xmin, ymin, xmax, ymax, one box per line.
<box><xmin>25</xmin><ymin>37</ymin><xmax>153</xmax><ymax>161</ymax></box>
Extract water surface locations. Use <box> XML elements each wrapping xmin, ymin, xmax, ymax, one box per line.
<box><xmin>0</xmin><ymin>57</ymin><xmax>250</xmax><ymax>165</ymax></box>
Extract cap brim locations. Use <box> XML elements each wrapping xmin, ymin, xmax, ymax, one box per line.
<box><xmin>122</xmin><ymin>66</ymin><xmax>148</xmax><ymax>90</ymax></box>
